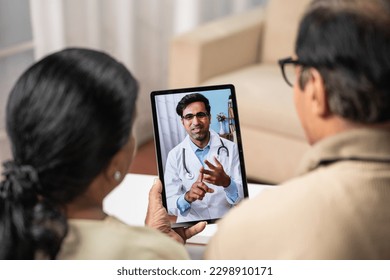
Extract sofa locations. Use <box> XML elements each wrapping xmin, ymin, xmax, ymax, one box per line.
<box><xmin>168</xmin><ymin>0</ymin><xmax>312</xmax><ymax>184</ymax></box>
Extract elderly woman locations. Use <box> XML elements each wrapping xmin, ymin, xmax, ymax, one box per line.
<box><xmin>0</xmin><ymin>48</ymin><xmax>204</xmax><ymax>260</ymax></box>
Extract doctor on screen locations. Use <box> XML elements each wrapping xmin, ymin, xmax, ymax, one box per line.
<box><xmin>164</xmin><ymin>93</ymin><xmax>243</xmax><ymax>223</ymax></box>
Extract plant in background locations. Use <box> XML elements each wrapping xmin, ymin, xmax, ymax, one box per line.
<box><xmin>216</xmin><ymin>112</ymin><xmax>227</xmax><ymax>135</ymax></box>
<box><xmin>216</xmin><ymin>112</ymin><xmax>226</xmax><ymax>122</ymax></box>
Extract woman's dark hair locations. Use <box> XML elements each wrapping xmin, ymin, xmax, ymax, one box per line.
<box><xmin>0</xmin><ymin>48</ymin><xmax>138</xmax><ymax>259</ymax></box>
<box><xmin>176</xmin><ymin>93</ymin><xmax>211</xmax><ymax>117</ymax></box>
<box><xmin>296</xmin><ymin>0</ymin><xmax>390</xmax><ymax>123</ymax></box>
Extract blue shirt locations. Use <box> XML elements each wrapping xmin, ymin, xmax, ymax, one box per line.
<box><xmin>176</xmin><ymin>137</ymin><xmax>239</xmax><ymax>215</ymax></box>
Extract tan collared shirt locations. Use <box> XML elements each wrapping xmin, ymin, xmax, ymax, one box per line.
<box><xmin>205</xmin><ymin>128</ymin><xmax>390</xmax><ymax>259</ymax></box>
<box><xmin>58</xmin><ymin>216</ymin><xmax>189</xmax><ymax>260</ymax></box>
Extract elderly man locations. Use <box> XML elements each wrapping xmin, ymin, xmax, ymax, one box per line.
<box><xmin>204</xmin><ymin>0</ymin><xmax>390</xmax><ymax>259</ymax></box>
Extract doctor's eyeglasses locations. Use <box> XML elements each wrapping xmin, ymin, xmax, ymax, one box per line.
<box><xmin>182</xmin><ymin>112</ymin><xmax>209</xmax><ymax>121</ymax></box>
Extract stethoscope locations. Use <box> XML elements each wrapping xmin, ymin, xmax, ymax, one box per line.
<box><xmin>183</xmin><ymin>138</ymin><xmax>229</xmax><ymax>180</ymax></box>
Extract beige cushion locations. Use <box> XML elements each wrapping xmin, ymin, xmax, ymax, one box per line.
<box><xmin>240</xmin><ymin>127</ymin><xmax>309</xmax><ymax>183</ymax></box>
<box><xmin>261</xmin><ymin>0</ymin><xmax>311</xmax><ymax>63</ymax></box>
<box><xmin>169</xmin><ymin>7</ymin><xmax>265</xmax><ymax>87</ymax></box>
<box><xmin>203</xmin><ymin>64</ymin><xmax>306</xmax><ymax>140</ymax></box>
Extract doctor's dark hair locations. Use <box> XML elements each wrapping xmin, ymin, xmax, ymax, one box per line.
<box><xmin>176</xmin><ymin>93</ymin><xmax>211</xmax><ymax>117</ymax></box>
<box><xmin>0</xmin><ymin>48</ymin><xmax>138</xmax><ymax>259</ymax></box>
<box><xmin>296</xmin><ymin>0</ymin><xmax>390</xmax><ymax>123</ymax></box>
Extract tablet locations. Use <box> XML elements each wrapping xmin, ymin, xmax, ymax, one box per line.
<box><xmin>150</xmin><ymin>84</ymin><xmax>248</xmax><ymax>228</ymax></box>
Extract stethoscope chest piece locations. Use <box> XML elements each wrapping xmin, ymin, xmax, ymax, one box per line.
<box><xmin>185</xmin><ymin>172</ymin><xmax>194</xmax><ymax>180</ymax></box>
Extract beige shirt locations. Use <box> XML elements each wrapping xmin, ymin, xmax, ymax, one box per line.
<box><xmin>205</xmin><ymin>128</ymin><xmax>390</xmax><ymax>259</ymax></box>
<box><xmin>58</xmin><ymin>216</ymin><xmax>189</xmax><ymax>260</ymax></box>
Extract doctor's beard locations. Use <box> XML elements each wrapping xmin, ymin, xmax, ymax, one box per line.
<box><xmin>189</xmin><ymin>125</ymin><xmax>209</xmax><ymax>143</ymax></box>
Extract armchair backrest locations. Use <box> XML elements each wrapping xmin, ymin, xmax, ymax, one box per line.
<box><xmin>260</xmin><ymin>0</ymin><xmax>311</xmax><ymax>63</ymax></box>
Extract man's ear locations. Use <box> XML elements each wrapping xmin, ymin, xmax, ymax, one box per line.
<box><xmin>308</xmin><ymin>68</ymin><xmax>329</xmax><ymax>117</ymax></box>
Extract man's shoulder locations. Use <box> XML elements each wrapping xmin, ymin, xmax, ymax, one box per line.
<box><xmin>205</xmin><ymin>175</ymin><xmax>324</xmax><ymax>259</ymax></box>
<box><xmin>206</xmin><ymin>159</ymin><xmax>390</xmax><ymax>259</ymax></box>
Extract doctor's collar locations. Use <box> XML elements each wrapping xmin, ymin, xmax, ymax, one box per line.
<box><xmin>189</xmin><ymin>133</ymin><xmax>211</xmax><ymax>151</ymax></box>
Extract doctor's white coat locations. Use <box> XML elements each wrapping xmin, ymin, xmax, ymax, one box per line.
<box><xmin>164</xmin><ymin>130</ymin><xmax>244</xmax><ymax>223</ymax></box>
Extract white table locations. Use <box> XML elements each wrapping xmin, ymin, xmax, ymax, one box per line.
<box><xmin>103</xmin><ymin>173</ymin><xmax>273</xmax><ymax>259</ymax></box>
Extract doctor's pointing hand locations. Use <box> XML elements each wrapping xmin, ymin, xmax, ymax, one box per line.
<box><xmin>185</xmin><ymin>157</ymin><xmax>231</xmax><ymax>203</ymax></box>
<box><xmin>201</xmin><ymin>157</ymin><xmax>231</xmax><ymax>187</ymax></box>
<box><xmin>184</xmin><ymin>172</ymin><xmax>214</xmax><ymax>203</ymax></box>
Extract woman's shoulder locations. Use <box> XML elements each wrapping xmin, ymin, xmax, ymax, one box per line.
<box><xmin>59</xmin><ymin>216</ymin><xmax>189</xmax><ymax>260</ymax></box>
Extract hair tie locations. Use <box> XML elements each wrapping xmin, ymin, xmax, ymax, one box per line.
<box><xmin>1</xmin><ymin>160</ymin><xmax>41</xmax><ymax>198</ymax></box>
<box><xmin>3</xmin><ymin>161</ymin><xmax>39</xmax><ymax>183</ymax></box>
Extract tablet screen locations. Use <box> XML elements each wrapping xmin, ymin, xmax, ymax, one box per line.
<box><xmin>150</xmin><ymin>84</ymin><xmax>248</xmax><ymax>227</ymax></box>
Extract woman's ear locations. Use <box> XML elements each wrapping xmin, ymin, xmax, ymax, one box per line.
<box><xmin>104</xmin><ymin>135</ymin><xmax>136</xmax><ymax>186</ymax></box>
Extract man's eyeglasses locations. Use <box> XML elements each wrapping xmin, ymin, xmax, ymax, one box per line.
<box><xmin>182</xmin><ymin>112</ymin><xmax>209</xmax><ymax>121</ymax></box>
<box><xmin>278</xmin><ymin>57</ymin><xmax>306</xmax><ymax>87</ymax></box>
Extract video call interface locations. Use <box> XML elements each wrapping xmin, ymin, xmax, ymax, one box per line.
<box><xmin>151</xmin><ymin>85</ymin><xmax>248</xmax><ymax>226</ymax></box>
